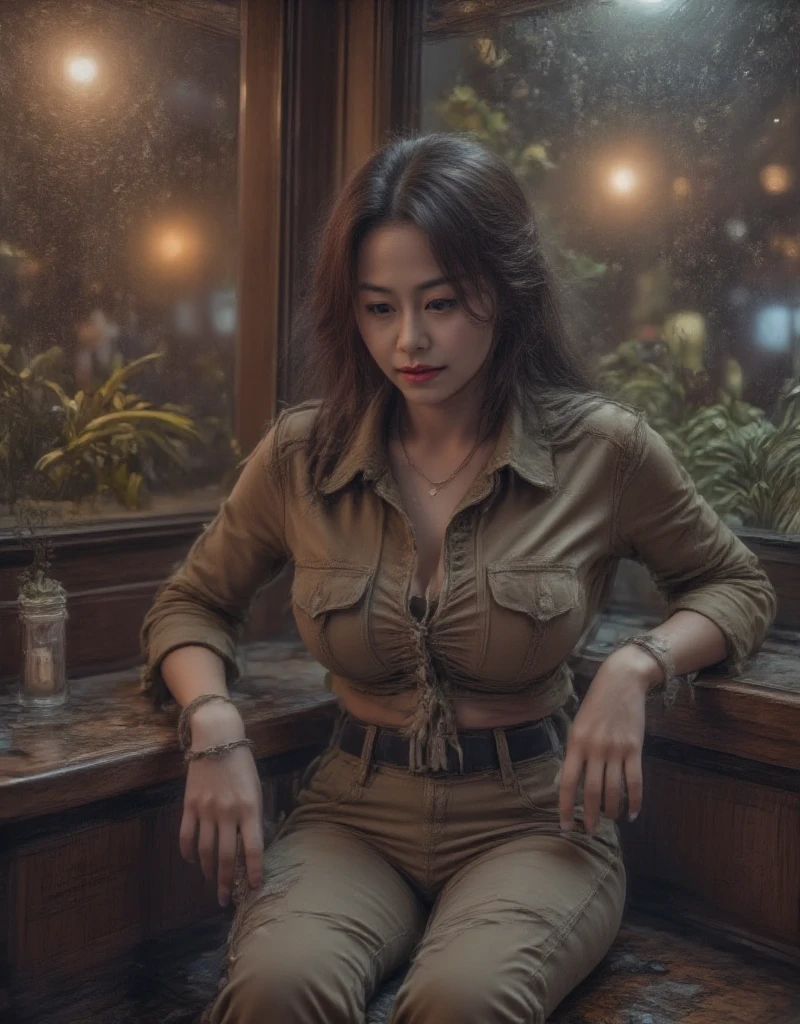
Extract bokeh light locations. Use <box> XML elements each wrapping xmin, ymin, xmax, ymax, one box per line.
<box><xmin>725</xmin><ymin>218</ymin><xmax>748</xmax><ymax>241</ymax></box>
<box><xmin>760</xmin><ymin>164</ymin><xmax>794</xmax><ymax>195</ymax></box>
<box><xmin>148</xmin><ymin>220</ymin><xmax>204</xmax><ymax>274</ymax></box>
<box><xmin>65</xmin><ymin>56</ymin><xmax>98</xmax><ymax>86</ymax></box>
<box><xmin>609</xmin><ymin>166</ymin><xmax>638</xmax><ymax>195</ymax></box>
<box><xmin>158</xmin><ymin>229</ymin><xmax>188</xmax><ymax>263</ymax></box>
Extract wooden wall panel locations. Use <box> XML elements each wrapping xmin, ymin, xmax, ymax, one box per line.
<box><xmin>8</xmin><ymin>817</ymin><xmax>146</xmax><ymax>975</ymax></box>
<box><xmin>143</xmin><ymin>800</ymin><xmax>222</xmax><ymax>936</ymax></box>
<box><xmin>0</xmin><ymin>517</ymin><xmax>296</xmax><ymax>690</ymax></box>
<box><xmin>622</xmin><ymin>754</ymin><xmax>800</xmax><ymax>948</ymax></box>
<box><xmin>3</xmin><ymin>750</ymin><xmax>317</xmax><ymax>985</ymax></box>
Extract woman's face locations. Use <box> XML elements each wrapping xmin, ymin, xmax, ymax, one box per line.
<box><xmin>355</xmin><ymin>222</ymin><xmax>494</xmax><ymax>410</ymax></box>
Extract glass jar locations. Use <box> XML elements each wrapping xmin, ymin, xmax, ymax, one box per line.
<box><xmin>18</xmin><ymin>580</ymin><xmax>68</xmax><ymax>709</ymax></box>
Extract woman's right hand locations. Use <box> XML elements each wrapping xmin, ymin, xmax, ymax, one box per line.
<box><xmin>179</xmin><ymin>702</ymin><xmax>264</xmax><ymax>907</ymax></box>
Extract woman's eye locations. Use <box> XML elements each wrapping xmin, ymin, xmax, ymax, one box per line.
<box><xmin>427</xmin><ymin>298</ymin><xmax>457</xmax><ymax>312</ymax></box>
<box><xmin>366</xmin><ymin>303</ymin><xmax>392</xmax><ymax>316</ymax></box>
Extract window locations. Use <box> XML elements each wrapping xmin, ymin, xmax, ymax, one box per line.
<box><xmin>0</xmin><ymin>0</ymin><xmax>241</xmax><ymax>527</ymax></box>
<box><xmin>422</xmin><ymin>0</ymin><xmax>800</xmax><ymax>536</ymax></box>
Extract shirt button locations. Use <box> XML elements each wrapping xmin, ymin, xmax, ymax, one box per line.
<box><xmin>540</xmin><ymin>593</ymin><xmax>553</xmax><ymax>613</ymax></box>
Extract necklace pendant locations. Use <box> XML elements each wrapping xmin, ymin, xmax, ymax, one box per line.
<box><xmin>429</xmin><ymin>486</ymin><xmax>438</xmax><ymax>497</ymax></box>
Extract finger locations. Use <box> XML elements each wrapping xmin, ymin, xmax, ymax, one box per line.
<box><xmin>179</xmin><ymin>806</ymin><xmax>198</xmax><ymax>864</ymax></box>
<box><xmin>625</xmin><ymin>753</ymin><xmax>644</xmax><ymax>822</ymax></box>
<box><xmin>197</xmin><ymin>817</ymin><xmax>217</xmax><ymax>883</ymax></box>
<box><xmin>603</xmin><ymin>759</ymin><xmax>624</xmax><ymax>821</ymax></box>
<box><xmin>216</xmin><ymin>820</ymin><xmax>237</xmax><ymax>907</ymax></box>
<box><xmin>240</xmin><ymin>812</ymin><xmax>265</xmax><ymax>891</ymax></box>
<box><xmin>559</xmin><ymin>748</ymin><xmax>585</xmax><ymax>831</ymax></box>
<box><xmin>582</xmin><ymin>757</ymin><xmax>606</xmax><ymax>835</ymax></box>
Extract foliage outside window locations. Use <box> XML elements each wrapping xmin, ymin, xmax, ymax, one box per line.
<box><xmin>422</xmin><ymin>0</ymin><xmax>800</xmax><ymax>535</ymax></box>
<box><xmin>0</xmin><ymin>0</ymin><xmax>241</xmax><ymax>528</ymax></box>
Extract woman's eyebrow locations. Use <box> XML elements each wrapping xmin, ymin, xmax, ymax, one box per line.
<box><xmin>358</xmin><ymin>276</ymin><xmax>451</xmax><ymax>293</ymax></box>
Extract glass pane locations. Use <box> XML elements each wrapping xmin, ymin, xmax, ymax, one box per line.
<box><xmin>422</xmin><ymin>0</ymin><xmax>800</xmax><ymax>535</ymax></box>
<box><xmin>0</xmin><ymin>0</ymin><xmax>240</xmax><ymax>528</ymax></box>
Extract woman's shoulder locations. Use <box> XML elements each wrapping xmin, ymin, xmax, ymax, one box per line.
<box><xmin>270</xmin><ymin>399</ymin><xmax>323</xmax><ymax>447</ymax></box>
<box><xmin>579</xmin><ymin>397</ymin><xmax>644</xmax><ymax>447</ymax></box>
<box><xmin>538</xmin><ymin>391</ymin><xmax>643</xmax><ymax>451</ymax></box>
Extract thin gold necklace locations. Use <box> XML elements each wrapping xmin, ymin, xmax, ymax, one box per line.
<box><xmin>398</xmin><ymin>430</ymin><xmax>482</xmax><ymax>496</ymax></box>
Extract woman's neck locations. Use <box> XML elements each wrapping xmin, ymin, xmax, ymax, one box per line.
<box><xmin>398</xmin><ymin>384</ymin><xmax>483</xmax><ymax>454</ymax></box>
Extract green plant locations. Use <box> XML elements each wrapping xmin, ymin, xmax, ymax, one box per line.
<box><xmin>598</xmin><ymin>342</ymin><xmax>800</xmax><ymax>535</ymax></box>
<box><xmin>35</xmin><ymin>352</ymin><xmax>200</xmax><ymax>508</ymax></box>
<box><xmin>683</xmin><ymin>382</ymin><xmax>800</xmax><ymax>534</ymax></box>
<box><xmin>436</xmin><ymin>84</ymin><xmax>607</xmax><ymax>286</ymax></box>
<box><xmin>0</xmin><ymin>343</ymin><xmax>65</xmax><ymax>504</ymax></box>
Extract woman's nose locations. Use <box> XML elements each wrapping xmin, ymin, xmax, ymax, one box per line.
<box><xmin>397</xmin><ymin>312</ymin><xmax>429</xmax><ymax>354</ymax></box>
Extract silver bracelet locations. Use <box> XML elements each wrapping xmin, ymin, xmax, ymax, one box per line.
<box><xmin>613</xmin><ymin>633</ymin><xmax>696</xmax><ymax>708</ymax></box>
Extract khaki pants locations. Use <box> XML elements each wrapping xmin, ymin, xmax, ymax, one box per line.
<box><xmin>209</xmin><ymin>714</ymin><xmax>626</xmax><ymax>1024</ymax></box>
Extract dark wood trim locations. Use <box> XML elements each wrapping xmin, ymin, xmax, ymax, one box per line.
<box><xmin>424</xmin><ymin>0</ymin><xmax>594</xmax><ymax>40</ymax></box>
<box><xmin>235</xmin><ymin>0</ymin><xmax>287</xmax><ymax>452</ymax></box>
<box><xmin>574</xmin><ymin>643</ymin><xmax>800</xmax><ymax>772</ymax></box>
<box><xmin>337</xmin><ymin>0</ymin><xmax>425</xmax><ymax>185</ymax></box>
<box><xmin>0</xmin><ymin>510</ymin><xmax>215</xmax><ymax>558</ymax></box>
<box><xmin>387</xmin><ymin>0</ymin><xmax>423</xmax><ymax>131</ymax></box>
<box><xmin>642</xmin><ymin>735</ymin><xmax>800</xmax><ymax>795</ymax></box>
<box><xmin>278</xmin><ymin>0</ymin><xmax>345</xmax><ymax>403</ymax></box>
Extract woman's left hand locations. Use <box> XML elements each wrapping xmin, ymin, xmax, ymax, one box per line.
<box><xmin>558</xmin><ymin>645</ymin><xmax>661</xmax><ymax>834</ymax></box>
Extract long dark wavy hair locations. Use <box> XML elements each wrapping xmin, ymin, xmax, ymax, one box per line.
<box><xmin>294</xmin><ymin>133</ymin><xmax>596</xmax><ymax>492</ymax></box>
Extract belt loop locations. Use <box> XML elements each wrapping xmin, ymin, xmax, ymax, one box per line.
<box><xmin>355</xmin><ymin>724</ymin><xmax>378</xmax><ymax>786</ymax></box>
<box><xmin>330</xmin><ymin>708</ymin><xmax>348</xmax><ymax>751</ymax></box>
<box><xmin>544</xmin><ymin>716</ymin><xmax>563</xmax><ymax>757</ymax></box>
<box><xmin>493</xmin><ymin>728</ymin><xmax>515</xmax><ymax>789</ymax></box>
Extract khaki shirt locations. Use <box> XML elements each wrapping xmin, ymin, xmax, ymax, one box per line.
<box><xmin>142</xmin><ymin>392</ymin><xmax>776</xmax><ymax>771</ymax></box>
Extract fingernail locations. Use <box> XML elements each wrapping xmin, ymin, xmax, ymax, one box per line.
<box><xmin>628</xmin><ymin>811</ymin><xmax>639</xmax><ymax>823</ymax></box>
<box><xmin>560</xmin><ymin>820</ymin><xmax>572</xmax><ymax>832</ymax></box>
<box><xmin>219</xmin><ymin>892</ymin><xmax>229</xmax><ymax>907</ymax></box>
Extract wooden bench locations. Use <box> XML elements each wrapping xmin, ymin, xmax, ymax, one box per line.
<box><xmin>2</xmin><ymin>635</ymin><xmax>800</xmax><ymax>1021</ymax></box>
<box><xmin>0</xmin><ymin>642</ymin><xmax>338</xmax><ymax>1015</ymax></box>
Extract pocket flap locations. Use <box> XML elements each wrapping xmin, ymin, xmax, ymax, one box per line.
<box><xmin>292</xmin><ymin>565</ymin><xmax>372</xmax><ymax>618</ymax></box>
<box><xmin>487</xmin><ymin>566</ymin><xmax>579</xmax><ymax>622</ymax></box>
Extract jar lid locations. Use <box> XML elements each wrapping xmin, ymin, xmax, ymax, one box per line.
<box><xmin>18</xmin><ymin>572</ymin><xmax>67</xmax><ymax>612</ymax></box>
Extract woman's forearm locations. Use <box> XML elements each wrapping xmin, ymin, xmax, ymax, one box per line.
<box><xmin>649</xmin><ymin>609</ymin><xmax>728</xmax><ymax>677</ymax></box>
<box><xmin>599</xmin><ymin>609</ymin><xmax>729</xmax><ymax>698</ymax></box>
<box><xmin>161</xmin><ymin>644</ymin><xmax>230</xmax><ymax>706</ymax></box>
<box><xmin>161</xmin><ymin>645</ymin><xmax>246</xmax><ymax>744</ymax></box>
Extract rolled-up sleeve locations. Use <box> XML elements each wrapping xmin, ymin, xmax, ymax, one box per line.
<box><xmin>615</xmin><ymin>415</ymin><xmax>777</xmax><ymax>674</ymax></box>
<box><xmin>140</xmin><ymin>419</ymin><xmax>290</xmax><ymax>703</ymax></box>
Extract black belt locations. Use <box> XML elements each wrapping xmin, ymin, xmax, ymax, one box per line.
<box><xmin>337</xmin><ymin>715</ymin><xmax>562</xmax><ymax>774</ymax></box>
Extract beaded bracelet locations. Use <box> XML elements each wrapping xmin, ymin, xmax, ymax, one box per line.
<box><xmin>613</xmin><ymin>633</ymin><xmax>696</xmax><ymax>708</ymax></box>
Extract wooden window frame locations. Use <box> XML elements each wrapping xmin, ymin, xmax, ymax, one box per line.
<box><xmin>0</xmin><ymin>0</ymin><xmax>424</xmax><ymax>686</ymax></box>
<box><xmin>414</xmin><ymin>0</ymin><xmax>800</xmax><ymax>632</ymax></box>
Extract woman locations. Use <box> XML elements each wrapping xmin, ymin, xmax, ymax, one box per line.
<box><xmin>142</xmin><ymin>134</ymin><xmax>775</xmax><ymax>1023</ymax></box>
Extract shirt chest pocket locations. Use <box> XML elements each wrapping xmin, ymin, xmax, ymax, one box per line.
<box><xmin>292</xmin><ymin>564</ymin><xmax>381</xmax><ymax>681</ymax></box>
<box><xmin>479</xmin><ymin>563</ymin><xmax>583</xmax><ymax>684</ymax></box>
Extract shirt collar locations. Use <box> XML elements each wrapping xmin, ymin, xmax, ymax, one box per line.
<box><xmin>319</xmin><ymin>388</ymin><xmax>556</xmax><ymax>495</ymax></box>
